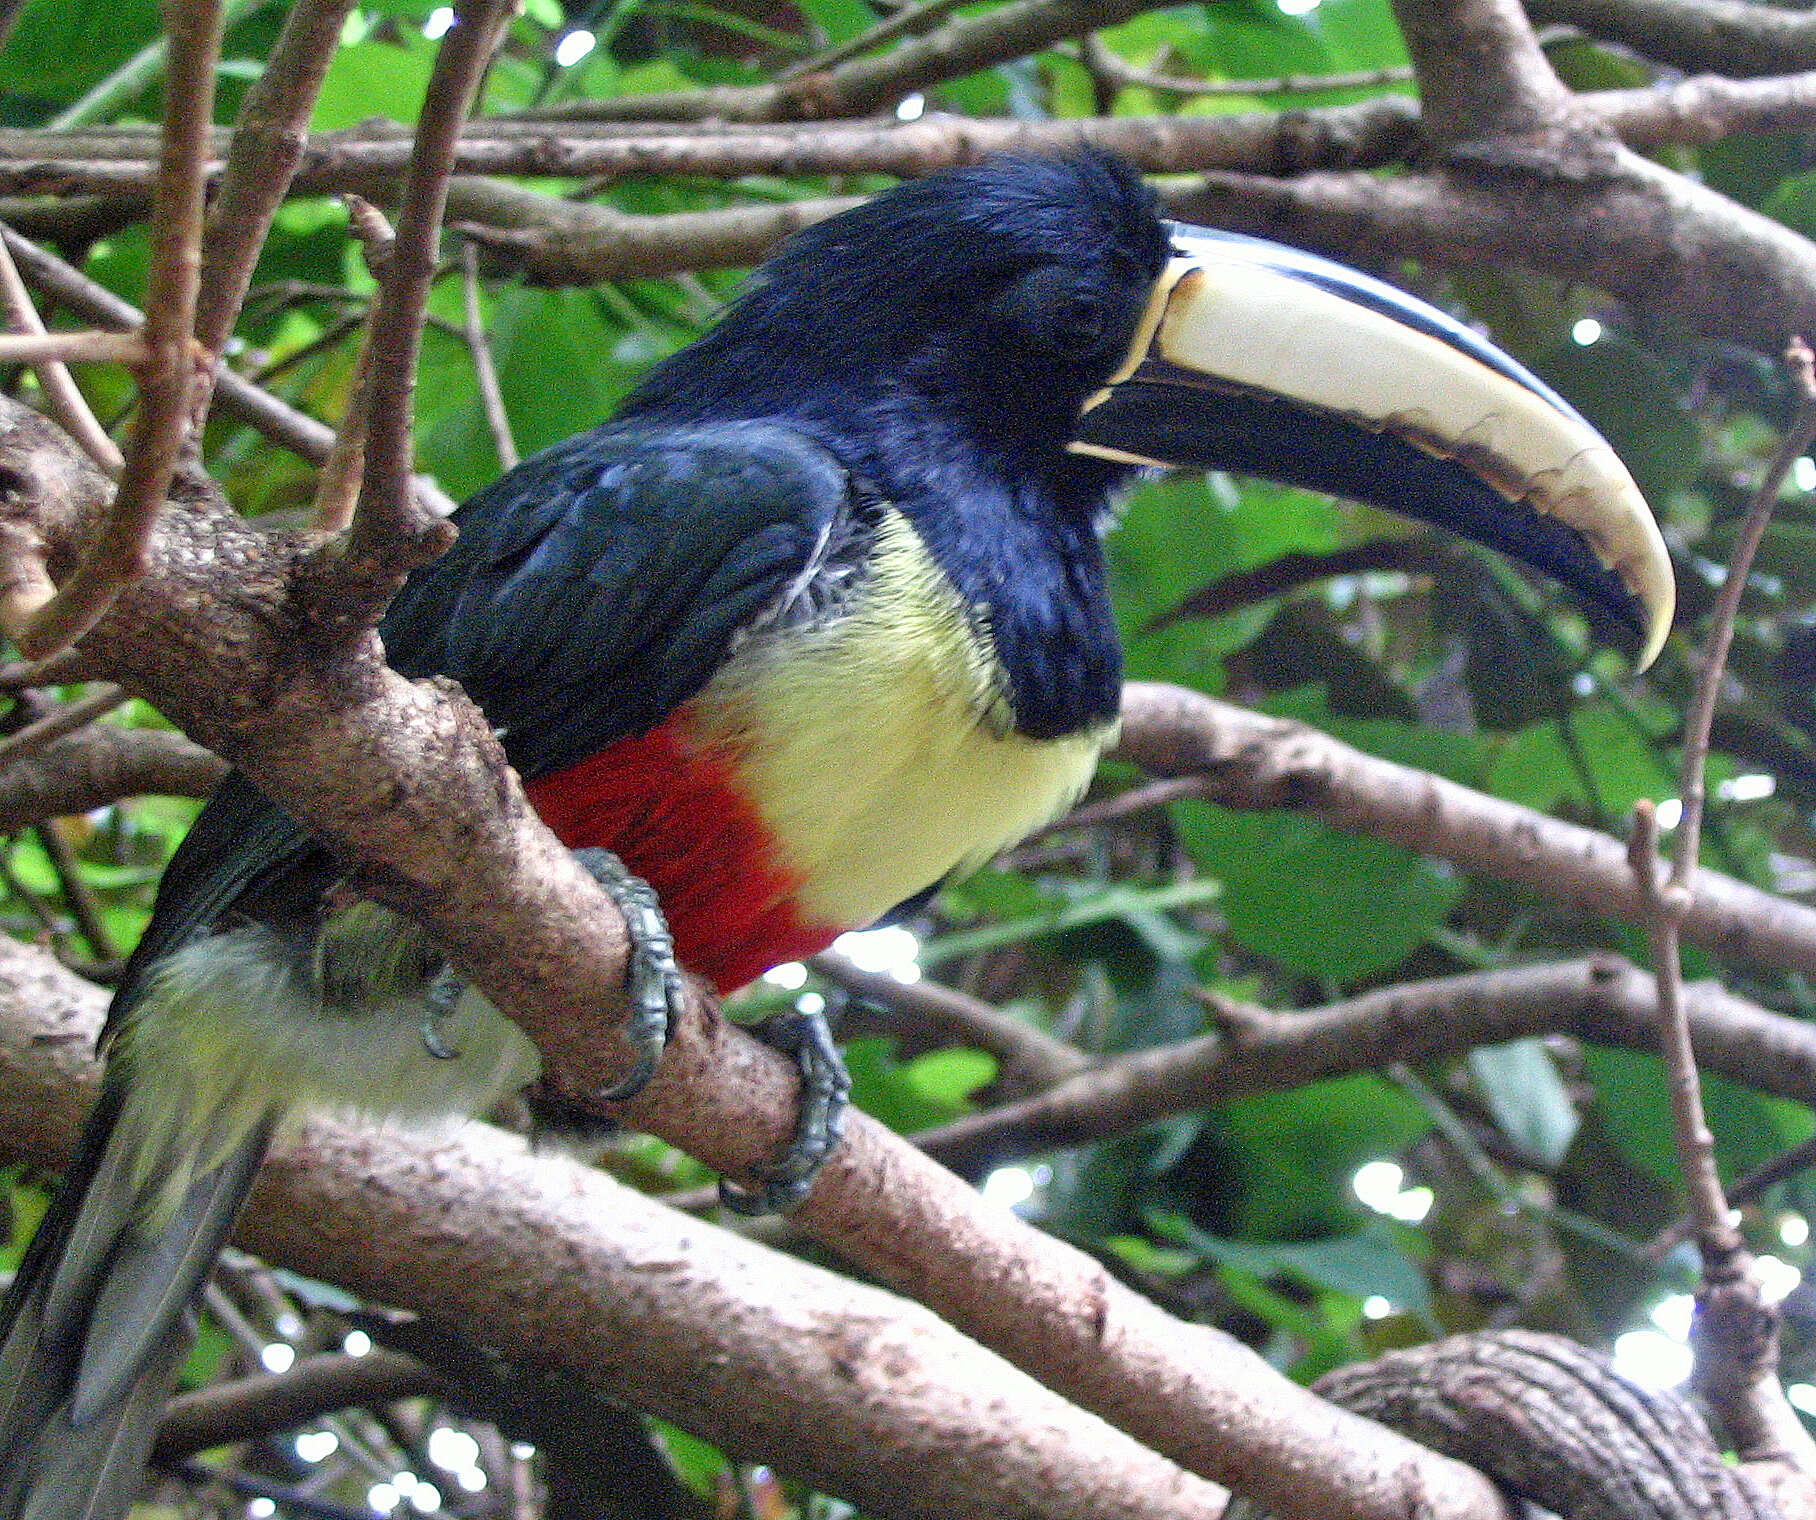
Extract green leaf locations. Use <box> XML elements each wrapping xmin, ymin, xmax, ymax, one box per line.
<box><xmin>840</xmin><ymin>1037</ymin><xmax>991</xmax><ymax>1133</ymax></box>
<box><xmin>919</xmin><ymin>878</ymin><xmax>1222</xmax><ymax>968</ymax></box>
<box><xmin>0</xmin><ymin>0</ymin><xmax>162</xmax><ymax>107</ymax></box>
<box><xmin>1487</xmin><ymin>703</ymin><xmax>1675</xmax><ymax>819</ymax></box>
<box><xmin>1195</xmin><ymin>1076</ymin><xmax>1431</xmax><ymax>1239</ymax></box>
<box><xmin>1166</xmin><ymin>1217</ymin><xmax>1433</xmax><ymax>1318</ymax></box>
<box><xmin>311</xmin><ymin>30</ymin><xmax>439</xmax><ymax>131</ymax></box>
<box><xmin>1469</xmin><ymin>1038</ymin><xmax>1579</xmax><ymax>1167</ymax></box>
<box><xmin>793</xmin><ymin>0</ymin><xmax>875</xmax><ymax>44</ymax></box>
<box><xmin>1536</xmin><ymin>336</ymin><xmax>1701</xmax><ymax>505</ymax></box>
<box><xmin>1175</xmin><ymin>800</ymin><xmax>1461</xmax><ymax>982</ymax></box>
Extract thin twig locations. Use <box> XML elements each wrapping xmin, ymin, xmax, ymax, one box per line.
<box><xmin>338</xmin><ymin>0</ymin><xmax>514</xmax><ymax>599</ymax></box>
<box><xmin>0</xmin><ymin>225</ymin><xmax>458</xmax><ymax>515</ymax></box>
<box><xmin>46</xmin><ymin>0</ymin><xmax>265</xmax><ymax>131</ymax></box>
<box><xmin>459</xmin><ymin>239</ymin><xmax>517</xmax><ymax>471</ymax></box>
<box><xmin>16</xmin><ymin>0</ymin><xmax>226</xmax><ymax>659</ymax></box>
<box><xmin>306</xmin><ymin>200</ymin><xmax>394</xmax><ymax>533</ymax></box>
<box><xmin>0</xmin><ymin>683</ymin><xmax>127</xmax><ymax>772</ymax></box>
<box><xmin>775</xmin><ymin>0</ymin><xmax>973</xmax><ymax>80</ymax></box>
<box><xmin>153</xmin><ymin>1349</ymin><xmax>442</xmax><ymax>1462</ymax></box>
<box><xmin>0</xmin><ymin>650</ymin><xmax>103</xmax><ymax>691</ymax></box>
<box><xmin>810</xmin><ymin>951</ymin><xmax>1090</xmax><ymax>1089</ymax></box>
<box><xmin>0</xmin><ymin>230</ymin><xmax>122</xmax><ymax>475</ymax></box>
<box><xmin>1024</xmin><ymin>776</ymin><xmax>1206</xmax><ymax>843</ymax></box>
<box><xmin>1628</xmin><ymin>801</ymin><xmax>1728</xmax><ymax>1245</ymax></box>
<box><xmin>1629</xmin><ymin>336</ymin><xmax>1816</xmax><ymax>1469</ymax></box>
<box><xmin>1075</xmin><ymin>36</ymin><xmax>1416</xmax><ymax>96</ymax></box>
<box><xmin>34</xmin><ymin>817</ymin><xmax>118</xmax><ymax>964</ymax></box>
<box><xmin>191</xmin><ymin>0</ymin><xmax>358</xmax><ymax>418</ymax></box>
<box><xmin>1648</xmin><ymin>1131</ymin><xmax>1816</xmax><ymax>1260</ymax></box>
<box><xmin>0</xmin><ymin>331</ymin><xmax>145</xmax><ymax>366</ymax></box>
<box><xmin>342</xmin><ymin>192</ymin><xmax>397</xmax><ymax>273</ymax></box>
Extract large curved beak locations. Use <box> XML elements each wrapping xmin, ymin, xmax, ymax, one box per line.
<box><xmin>1071</xmin><ymin>223</ymin><xmax>1674</xmax><ymax>670</ymax></box>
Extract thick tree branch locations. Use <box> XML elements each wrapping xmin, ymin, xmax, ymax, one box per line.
<box><xmin>0</xmin><ymin>722</ymin><xmax>221</xmax><ymax>832</ymax></box>
<box><xmin>1395</xmin><ymin>0</ymin><xmax>1574</xmax><ymax>144</ymax></box>
<box><xmin>1113</xmin><ymin>683</ymin><xmax>1816</xmax><ymax>971</ymax></box>
<box><xmin>0</xmin><ymin>106</ymin><xmax>1422</xmax><ymax>197</ymax></box>
<box><xmin>1527</xmin><ymin>0</ymin><xmax>1816</xmax><ymax>78</ymax></box>
<box><xmin>1171</xmin><ymin>153</ymin><xmax>1816</xmax><ymax>361</ymax></box>
<box><xmin>0</xmin><ymin>935</ymin><xmax>1234</xmax><ymax>1520</ymax></box>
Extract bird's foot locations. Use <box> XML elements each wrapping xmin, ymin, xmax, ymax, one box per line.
<box><xmin>572</xmin><ymin>846</ymin><xmax>685</xmax><ymax>1101</ymax></box>
<box><xmin>420</xmin><ymin>966</ymin><xmax>467</xmax><ymax>1060</ymax></box>
<box><xmin>718</xmin><ymin>1007</ymin><xmax>851</xmax><ymax>1216</ymax></box>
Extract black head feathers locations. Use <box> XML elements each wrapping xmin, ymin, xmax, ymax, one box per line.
<box><xmin>621</xmin><ymin>152</ymin><xmax>1168</xmax><ymax>440</ymax></box>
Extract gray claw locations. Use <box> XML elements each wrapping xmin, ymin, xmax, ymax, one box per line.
<box><xmin>719</xmin><ymin>1006</ymin><xmax>851</xmax><ymax>1216</ymax></box>
<box><xmin>573</xmin><ymin>847</ymin><xmax>684</xmax><ymax>1101</ymax></box>
<box><xmin>421</xmin><ymin>965</ymin><xmax>467</xmax><ymax>1060</ymax></box>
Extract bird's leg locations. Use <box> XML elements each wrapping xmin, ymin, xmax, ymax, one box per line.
<box><xmin>571</xmin><ymin>846</ymin><xmax>684</xmax><ymax>1101</ymax></box>
<box><xmin>718</xmin><ymin>1005</ymin><xmax>851</xmax><ymax>1216</ymax></box>
<box><xmin>570</xmin><ymin>848</ymin><xmax>854</xmax><ymax>1211</ymax></box>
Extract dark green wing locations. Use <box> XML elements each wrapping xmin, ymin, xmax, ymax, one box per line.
<box><xmin>381</xmin><ymin>418</ymin><xmax>860</xmax><ymax>780</ymax></box>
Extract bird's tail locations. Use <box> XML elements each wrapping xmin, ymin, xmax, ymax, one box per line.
<box><xmin>0</xmin><ymin>1070</ymin><xmax>276</xmax><ymax>1520</ymax></box>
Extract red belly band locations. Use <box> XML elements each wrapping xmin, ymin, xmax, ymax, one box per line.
<box><xmin>523</xmin><ymin>720</ymin><xmax>839</xmax><ymax>993</ymax></box>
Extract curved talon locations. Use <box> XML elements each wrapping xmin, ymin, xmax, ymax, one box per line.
<box><xmin>572</xmin><ymin>846</ymin><xmax>684</xmax><ymax>1102</ymax></box>
<box><xmin>717</xmin><ymin>1006</ymin><xmax>852</xmax><ymax>1216</ymax></box>
<box><xmin>420</xmin><ymin>967</ymin><xmax>467</xmax><ymax>1061</ymax></box>
<box><xmin>719</xmin><ymin>1172</ymin><xmax>816</xmax><ymax>1216</ymax></box>
<box><xmin>594</xmin><ymin>1047</ymin><xmax>661</xmax><ymax>1104</ymax></box>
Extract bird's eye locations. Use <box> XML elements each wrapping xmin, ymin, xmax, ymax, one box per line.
<box><xmin>984</xmin><ymin>267</ymin><xmax>1114</xmax><ymax>355</ymax></box>
<box><xmin>1066</xmin><ymin>292</ymin><xmax>1106</xmax><ymax>346</ymax></box>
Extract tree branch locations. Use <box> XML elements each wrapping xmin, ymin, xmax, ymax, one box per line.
<box><xmin>522</xmin><ymin>0</ymin><xmax>1194</xmax><ymax>122</ymax></box>
<box><xmin>912</xmin><ymin>957</ymin><xmax>1816</xmax><ymax>1170</ymax></box>
<box><xmin>330</xmin><ymin>0</ymin><xmax>511</xmax><ymax>620</ymax></box>
<box><xmin>0</xmin><ymin>722</ymin><xmax>221</xmax><ymax>832</ymax></box>
<box><xmin>191</xmin><ymin>0</ymin><xmax>356</xmax><ymax>392</ymax></box>
<box><xmin>152</xmin><ymin>1349</ymin><xmax>444</xmax><ymax>1463</ymax></box>
<box><xmin>0</xmin><ymin>683</ymin><xmax>127</xmax><ymax>770</ymax></box>
<box><xmin>1528</xmin><ymin>0</ymin><xmax>1816</xmax><ymax>77</ymax></box>
<box><xmin>0</xmin><ymin>225</ymin><xmax>458</xmax><ymax>513</ymax></box>
<box><xmin>0</xmin><ymin>232</ymin><xmax>122</xmax><ymax>476</ymax></box>
<box><xmin>1392</xmin><ymin>0</ymin><xmax>1575</xmax><ymax>145</ymax></box>
<box><xmin>1113</xmin><ymin>682</ymin><xmax>1816</xmax><ymax>972</ymax></box>
<box><xmin>1169</xmin><ymin>154</ymin><xmax>1816</xmax><ymax>365</ymax></box>
<box><xmin>809</xmin><ymin>951</ymin><xmax>1090</xmax><ymax>1093</ymax></box>
<box><xmin>0</xmin><ymin>933</ymin><xmax>1237</xmax><ymax>1520</ymax></box>
<box><xmin>13</xmin><ymin>0</ymin><xmax>224</xmax><ymax>660</ymax></box>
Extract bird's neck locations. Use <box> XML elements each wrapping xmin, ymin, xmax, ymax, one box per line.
<box><xmin>802</xmin><ymin>396</ymin><xmax>1129</xmax><ymax>743</ymax></box>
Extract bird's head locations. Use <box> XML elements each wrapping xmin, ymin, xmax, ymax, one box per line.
<box><xmin>628</xmin><ymin>152</ymin><xmax>1170</xmax><ymax>456</ymax></box>
<box><xmin>624</xmin><ymin>152</ymin><xmax>1674</xmax><ymax>666</ymax></box>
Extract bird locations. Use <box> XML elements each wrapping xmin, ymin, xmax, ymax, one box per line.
<box><xmin>0</xmin><ymin>150</ymin><xmax>1671</xmax><ymax>1517</ymax></box>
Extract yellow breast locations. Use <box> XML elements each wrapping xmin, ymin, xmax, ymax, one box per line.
<box><xmin>687</xmin><ymin>509</ymin><xmax>1112</xmax><ymax>931</ymax></box>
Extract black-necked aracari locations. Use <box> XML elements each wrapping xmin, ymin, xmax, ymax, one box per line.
<box><xmin>0</xmin><ymin>152</ymin><xmax>1670</xmax><ymax>1518</ymax></box>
